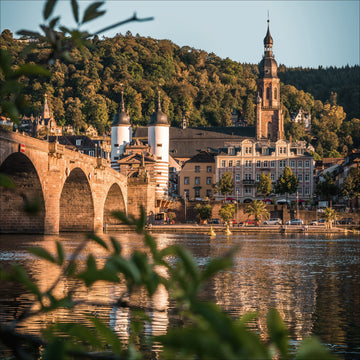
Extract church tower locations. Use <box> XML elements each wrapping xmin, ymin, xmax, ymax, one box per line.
<box><xmin>256</xmin><ymin>19</ymin><xmax>283</xmax><ymax>141</ymax></box>
<box><xmin>148</xmin><ymin>91</ymin><xmax>170</xmax><ymax>199</ymax></box>
<box><xmin>111</xmin><ymin>90</ymin><xmax>132</xmax><ymax>171</ymax></box>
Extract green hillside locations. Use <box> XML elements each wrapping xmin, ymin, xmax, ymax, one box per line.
<box><xmin>1</xmin><ymin>29</ymin><xmax>359</xmax><ymax>157</ymax></box>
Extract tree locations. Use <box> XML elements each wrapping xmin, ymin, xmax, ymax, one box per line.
<box><xmin>245</xmin><ymin>200</ymin><xmax>270</xmax><ymax>226</ymax></box>
<box><xmin>274</xmin><ymin>166</ymin><xmax>299</xmax><ymax>198</ymax></box>
<box><xmin>323</xmin><ymin>207</ymin><xmax>337</xmax><ymax>229</ymax></box>
<box><xmin>194</xmin><ymin>203</ymin><xmax>212</xmax><ymax>223</ymax></box>
<box><xmin>315</xmin><ymin>172</ymin><xmax>339</xmax><ymax>205</ymax></box>
<box><xmin>214</xmin><ymin>172</ymin><xmax>234</xmax><ymax>201</ymax></box>
<box><xmin>256</xmin><ymin>173</ymin><xmax>272</xmax><ymax>199</ymax></box>
<box><xmin>219</xmin><ymin>203</ymin><xmax>235</xmax><ymax>224</ymax></box>
<box><xmin>342</xmin><ymin>167</ymin><xmax>360</xmax><ymax>207</ymax></box>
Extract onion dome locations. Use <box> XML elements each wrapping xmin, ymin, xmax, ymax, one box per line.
<box><xmin>149</xmin><ymin>91</ymin><xmax>169</xmax><ymax>125</ymax></box>
<box><xmin>263</xmin><ymin>20</ymin><xmax>273</xmax><ymax>47</ymax></box>
<box><xmin>112</xmin><ymin>91</ymin><xmax>130</xmax><ymax>126</ymax></box>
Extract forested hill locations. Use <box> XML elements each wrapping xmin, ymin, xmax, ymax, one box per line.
<box><xmin>278</xmin><ymin>65</ymin><xmax>360</xmax><ymax>120</ymax></box>
<box><xmin>0</xmin><ymin>29</ymin><xmax>359</xmax><ymax>157</ymax></box>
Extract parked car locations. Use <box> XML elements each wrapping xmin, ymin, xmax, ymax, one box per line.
<box><xmin>263</xmin><ymin>218</ymin><xmax>282</xmax><ymax>225</ymax></box>
<box><xmin>210</xmin><ymin>218</ymin><xmax>220</xmax><ymax>224</ymax></box>
<box><xmin>239</xmin><ymin>219</ymin><xmax>255</xmax><ymax>226</ymax></box>
<box><xmin>286</xmin><ymin>218</ymin><xmax>304</xmax><ymax>225</ymax></box>
<box><xmin>310</xmin><ymin>219</ymin><xmax>326</xmax><ymax>226</ymax></box>
<box><xmin>339</xmin><ymin>218</ymin><xmax>354</xmax><ymax>225</ymax></box>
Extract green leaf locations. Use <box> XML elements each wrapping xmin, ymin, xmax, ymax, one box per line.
<box><xmin>175</xmin><ymin>246</ymin><xmax>200</xmax><ymax>281</ymax></box>
<box><xmin>43</xmin><ymin>0</ymin><xmax>57</xmax><ymax>20</ymax></box>
<box><xmin>296</xmin><ymin>337</ymin><xmax>337</xmax><ymax>359</ymax></box>
<box><xmin>89</xmin><ymin>317</ymin><xmax>122</xmax><ymax>354</ymax></box>
<box><xmin>42</xmin><ymin>339</ymin><xmax>66</xmax><ymax>360</ymax></box>
<box><xmin>87</xmin><ymin>233</ymin><xmax>108</xmax><ymax>249</ymax></box>
<box><xmin>112</xmin><ymin>211</ymin><xmax>132</xmax><ymax>226</ymax></box>
<box><xmin>49</xmin><ymin>16</ymin><xmax>60</xmax><ymax>29</ymax></box>
<box><xmin>29</xmin><ymin>247</ymin><xmax>57</xmax><ymax>264</ymax></box>
<box><xmin>202</xmin><ymin>255</ymin><xmax>234</xmax><ymax>281</ymax></box>
<box><xmin>267</xmin><ymin>308</ymin><xmax>289</xmax><ymax>359</ymax></box>
<box><xmin>17</xmin><ymin>30</ymin><xmax>45</xmax><ymax>41</ymax></box>
<box><xmin>10</xmin><ymin>264</ymin><xmax>42</xmax><ymax>298</ymax></box>
<box><xmin>0</xmin><ymin>173</ymin><xmax>15</xmax><ymax>189</ymax></box>
<box><xmin>11</xmin><ymin>64</ymin><xmax>50</xmax><ymax>78</ymax></box>
<box><xmin>56</xmin><ymin>241</ymin><xmax>64</xmax><ymax>265</ymax></box>
<box><xmin>109</xmin><ymin>256</ymin><xmax>141</xmax><ymax>284</ymax></box>
<box><xmin>109</xmin><ymin>236</ymin><xmax>121</xmax><ymax>255</ymax></box>
<box><xmin>71</xmin><ymin>0</ymin><xmax>79</xmax><ymax>23</ymax></box>
<box><xmin>82</xmin><ymin>2</ymin><xmax>105</xmax><ymax>24</ymax></box>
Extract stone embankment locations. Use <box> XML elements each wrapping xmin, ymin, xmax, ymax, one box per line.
<box><xmin>106</xmin><ymin>223</ymin><xmax>359</xmax><ymax>235</ymax></box>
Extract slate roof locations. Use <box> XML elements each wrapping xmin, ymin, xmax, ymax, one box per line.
<box><xmin>133</xmin><ymin>126</ymin><xmax>256</xmax><ymax>158</ymax></box>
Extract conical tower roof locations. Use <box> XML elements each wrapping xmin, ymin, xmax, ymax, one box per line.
<box><xmin>149</xmin><ymin>91</ymin><xmax>169</xmax><ymax>125</ymax></box>
<box><xmin>263</xmin><ymin>20</ymin><xmax>273</xmax><ymax>46</ymax></box>
<box><xmin>112</xmin><ymin>91</ymin><xmax>130</xmax><ymax>126</ymax></box>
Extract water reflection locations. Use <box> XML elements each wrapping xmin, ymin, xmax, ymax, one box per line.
<box><xmin>0</xmin><ymin>232</ymin><xmax>359</xmax><ymax>358</ymax></box>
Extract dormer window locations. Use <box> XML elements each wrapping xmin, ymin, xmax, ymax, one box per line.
<box><xmin>76</xmin><ymin>139</ymin><xmax>82</xmax><ymax>146</ymax></box>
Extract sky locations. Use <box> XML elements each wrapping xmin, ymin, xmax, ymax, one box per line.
<box><xmin>1</xmin><ymin>0</ymin><xmax>359</xmax><ymax>68</ymax></box>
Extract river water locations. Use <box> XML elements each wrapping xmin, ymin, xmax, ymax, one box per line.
<box><xmin>0</xmin><ymin>231</ymin><xmax>360</xmax><ymax>359</ymax></box>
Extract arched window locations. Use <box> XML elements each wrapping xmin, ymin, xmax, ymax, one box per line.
<box><xmin>266</xmin><ymin>87</ymin><xmax>271</xmax><ymax>100</ymax></box>
<box><xmin>274</xmin><ymin>87</ymin><xmax>278</xmax><ymax>100</ymax></box>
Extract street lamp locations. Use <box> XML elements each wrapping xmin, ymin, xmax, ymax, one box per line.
<box><xmin>184</xmin><ymin>191</ymin><xmax>187</xmax><ymax>223</ymax></box>
<box><xmin>236</xmin><ymin>189</ymin><xmax>239</xmax><ymax>225</ymax></box>
<box><xmin>296</xmin><ymin>191</ymin><xmax>299</xmax><ymax>215</ymax></box>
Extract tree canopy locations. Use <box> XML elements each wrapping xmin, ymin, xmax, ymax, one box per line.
<box><xmin>274</xmin><ymin>166</ymin><xmax>299</xmax><ymax>196</ymax></box>
<box><xmin>1</xmin><ymin>28</ymin><xmax>359</xmax><ymax>157</ymax></box>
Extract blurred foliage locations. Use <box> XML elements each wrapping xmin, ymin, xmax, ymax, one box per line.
<box><xmin>0</xmin><ymin>208</ymin><xmax>337</xmax><ymax>359</ymax></box>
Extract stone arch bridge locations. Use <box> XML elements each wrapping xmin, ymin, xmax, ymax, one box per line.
<box><xmin>0</xmin><ymin>129</ymin><xmax>127</xmax><ymax>234</ymax></box>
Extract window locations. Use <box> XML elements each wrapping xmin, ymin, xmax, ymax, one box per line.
<box><xmin>298</xmin><ymin>188</ymin><xmax>303</xmax><ymax>195</ymax></box>
<box><xmin>298</xmin><ymin>161</ymin><xmax>303</xmax><ymax>168</ymax></box>
<box><xmin>229</xmin><ymin>160</ymin><xmax>233</xmax><ymax>167</ymax></box>
<box><xmin>256</xmin><ymin>174</ymin><xmax>260</xmax><ymax>181</ymax></box>
<box><xmin>245</xmin><ymin>147</ymin><xmax>252</xmax><ymax>154</ymax></box>
<box><xmin>298</xmin><ymin>174</ymin><xmax>303</xmax><ymax>182</ymax></box>
<box><xmin>245</xmin><ymin>173</ymin><xmax>252</xmax><ymax>180</ymax></box>
<box><xmin>195</xmin><ymin>166</ymin><xmax>200</xmax><ymax>173</ymax></box>
<box><xmin>280</xmin><ymin>160</ymin><xmax>286</xmax><ymax>168</ymax></box>
<box><xmin>235</xmin><ymin>187</ymin><xmax>240</xmax><ymax>194</ymax></box>
<box><xmin>245</xmin><ymin>187</ymin><xmax>252</xmax><ymax>194</ymax></box>
<box><xmin>290</xmin><ymin>160</ymin><xmax>295</xmax><ymax>168</ymax></box>
<box><xmin>271</xmin><ymin>173</ymin><xmax>275</xmax><ymax>181</ymax></box>
<box><xmin>270</xmin><ymin>161</ymin><xmax>275</xmax><ymax>168</ymax></box>
<box><xmin>229</xmin><ymin>148</ymin><xmax>235</xmax><ymax>155</ymax></box>
<box><xmin>305</xmin><ymin>173</ymin><xmax>310</xmax><ymax>182</ymax></box>
<box><xmin>207</xmin><ymin>166</ymin><xmax>212</xmax><ymax>172</ymax></box>
<box><xmin>266</xmin><ymin>87</ymin><xmax>270</xmax><ymax>100</ymax></box>
<box><xmin>206</xmin><ymin>189</ymin><xmax>212</xmax><ymax>198</ymax></box>
<box><xmin>195</xmin><ymin>189</ymin><xmax>200</xmax><ymax>197</ymax></box>
<box><xmin>305</xmin><ymin>160</ymin><xmax>310</xmax><ymax>168</ymax></box>
<box><xmin>76</xmin><ymin>139</ymin><xmax>82</xmax><ymax>146</ymax></box>
<box><xmin>184</xmin><ymin>177</ymin><xmax>189</xmax><ymax>185</ymax></box>
<box><xmin>235</xmin><ymin>174</ymin><xmax>240</xmax><ymax>182</ymax></box>
<box><xmin>305</xmin><ymin>187</ymin><xmax>310</xmax><ymax>195</ymax></box>
<box><xmin>184</xmin><ymin>189</ymin><xmax>189</xmax><ymax>198</ymax></box>
<box><xmin>195</xmin><ymin>177</ymin><xmax>200</xmax><ymax>185</ymax></box>
<box><xmin>245</xmin><ymin>160</ymin><xmax>252</xmax><ymax>168</ymax></box>
<box><xmin>156</xmin><ymin>143</ymin><xmax>162</xmax><ymax>147</ymax></box>
<box><xmin>88</xmin><ymin>150</ymin><xmax>95</xmax><ymax>157</ymax></box>
<box><xmin>274</xmin><ymin>87</ymin><xmax>278</xmax><ymax>100</ymax></box>
<box><xmin>221</xmin><ymin>160</ymin><xmax>226</xmax><ymax>167</ymax></box>
<box><xmin>256</xmin><ymin>160</ymin><xmax>261</xmax><ymax>168</ymax></box>
<box><xmin>279</xmin><ymin>147</ymin><xmax>283</xmax><ymax>154</ymax></box>
<box><xmin>263</xmin><ymin>160</ymin><xmax>268</xmax><ymax>168</ymax></box>
<box><xmin>206</xmin><ymin>177</ymin><xmax>212</xmax><ymax>185</ymax></box>
<box><xmin>236</xmin><ymin>160</ymin><xmax>240</xmax><ymax>167</ymax></box>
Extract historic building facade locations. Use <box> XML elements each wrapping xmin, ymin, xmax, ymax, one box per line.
<box><xmin>215</xmin><ymin>139</ymin><xmax>314</xmax><ymax>202</ymax></box>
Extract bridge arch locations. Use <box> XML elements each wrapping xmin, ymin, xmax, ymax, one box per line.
<box><xmin>103</xmin><ymin>183</ymin><xmax>126</xmax><ymax>226</ymax></box>
<box><xmin>0</xmin><ymin>152</ymin><xmax>45</xmax><ymax>233</ymax></box>
<box><xmin>60</xmin><ymin>167</ymin><xmax>94</xmax><ymax>232</ymax></box>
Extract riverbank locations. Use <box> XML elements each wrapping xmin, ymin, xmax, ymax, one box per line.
<box><xmin>106</xmin><ymin>224</ymin><xmax>359</xmax><ymax>235</ymax></box>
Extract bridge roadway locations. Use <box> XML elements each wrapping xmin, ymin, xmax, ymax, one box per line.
<box><xmin>0</xmin><ymin>129</ymin><xmax>127</xmax><ymax>234</ymax></box>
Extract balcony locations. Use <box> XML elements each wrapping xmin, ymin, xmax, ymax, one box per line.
<box><xmin>242</xmin><ymin>179</ymin><xmax>255</xmax><ymax>185</ymax></box>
